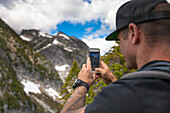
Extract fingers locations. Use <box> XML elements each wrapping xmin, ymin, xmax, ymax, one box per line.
<box><xmin>93</xmin><ymin>72</ymin><xmax>96</xmax><ymax>79</ymax></box>
<box><xmin>100</xmin><ymin>61</ymin><xmax>109</xmax><ymax>69</ymax></box>
<box><xmin>82</xmin><ymin>64</ymin><xmax>87</xmax><ymax>69</ymax></box>
<box><xmin>87</xmin><ymin>57</ymin><xmax>91</xmax><ymax>70</ymax></box>
<box><xmin>96</xmin><ymin>74</ymin><xmax>101</xmax><ymax>82</ymax></box>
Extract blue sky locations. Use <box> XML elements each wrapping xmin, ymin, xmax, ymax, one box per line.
<box><xmin>0</xmin><ymin>0</ymin><xmax>129</xmax><ymax>55</ymax></box>
<box><xmin>51</xmin><ymin>19</ymin><xmax>102</xmax><ymax>38</ymax></box>
<box><xmin>83</xmin><ymin>0</ymin><xmax>92</xmax><ymax>4</ymax></box>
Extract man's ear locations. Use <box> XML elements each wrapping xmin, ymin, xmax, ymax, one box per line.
<box><xmin>128</xmin><ymin>23</ymin><xmax>139</xmax><ymax>44</ymax></box>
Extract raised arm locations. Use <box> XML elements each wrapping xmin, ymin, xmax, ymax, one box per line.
<box><xmin>60</xmin><ymin>86</ymin><xmax>87</xmax><ymax>113</ymax></box>
<box><xmin>61</xmin><ymin>57</ymin><xmax>96</xmax><ymax>113</ymax></box>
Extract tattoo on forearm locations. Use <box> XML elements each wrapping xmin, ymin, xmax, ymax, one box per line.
<box><xmin>61</xmin><ymin>86</ymin><xmax>87</xmax><ymax>113</ymax></box>
<box><xmin>66</xmin><ymin>96</ymin><xmax>86</xmax><ymax>112</ymax></box>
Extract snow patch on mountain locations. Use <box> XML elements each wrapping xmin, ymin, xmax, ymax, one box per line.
<box><xmin>53</xmin><ymin>39</ymin><xmax>60</xmax><ymax>45</ymax></box>
<box><xmin>53</xmin><ymin>39</ymin><xmax>75</xmax><ymax>52</ymax></box>
<box><xmin>58</xmin><ymin>34</ymin><xmax>70</xmax><ymax>40</ymax></box>
<box><xmin>21</xmin><ymin>79</ymin><xmax>41</xmax><ymax>95</ymax></box>
<box><xmin>64</xmin><ymin>47</ymin><xmax>73</xmax><ymax>52</ymax></box>
<box><xmin>21</xmin><ymin>79</ymin><xmax>62</xmax><ymax>100</ymax></box>
<box><xmin>57</xmin><ymin>71</ymin><xmax>69</xmax><ymax>83</ymax></box>
<box><xmin>55</xmin><ymin>65</ymin><xmax>70</xmax><ymax>83</ymax></box>
<box><xmin>20</xmin><ymin>35</ymin><xmax>31</xmax><ymax>41</ymax></box>
<box><xmin>42</xmin><ymin>44</ymin><xmax>52</xmax><ymax>50</ymax></box>
<box><xmin>45</xmin><ymin>88</ymin><xmax>62</xmax><ymax>100</ymax></box>
<box><xmin>36</xmin><ymin>43</ymin><xmax>52</xmax><ymax>52</ymax></box>
<box><xmin>39</xmin><ymin>32</ymin><xmax>52</xmax><ymax>38</ymax></box>
<box><xmin>55</xmin><ymin>65</ymin><xmax>69</xmax><ymax>71</ymax></box>
<box><xmin>54</xmin><ymin>33</ymin><xmax>58</xmax><ymax>36</ymax></box>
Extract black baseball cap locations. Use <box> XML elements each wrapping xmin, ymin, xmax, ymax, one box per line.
<box><xmin>106</xmin><ymin>0</ymin><xmax>170</xmax><ymax>41</ymax></box>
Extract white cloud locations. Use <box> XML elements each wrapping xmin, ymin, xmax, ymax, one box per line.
<box><xmin>81</xmin><ymin>23</ymin><xmax>116</xmax><ymax>55</ymax></box>
<box><xmin>82</xmin><ymin>37</ymin><xmax>117</xmax><ymax>56</ymax></box>
<box><xmin>0</xmin><ymin>0</ymin><xmax>84</xmax><ymax>33</ymax></box>
<box><xmin>85</xmin><ymin>27</ymin><xmax>94</xmax><ymax>34</ymax></box>
<box><xmin>0</xmin><ymin>0</ymin><xmax>129</xmax><ymax>33</ymax></box>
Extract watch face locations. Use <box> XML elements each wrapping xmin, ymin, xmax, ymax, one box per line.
<box><xmin>73</xmin><ymin>79</ymin><xmax>78</xmax><ymax>87</ymax></box>
<box><xmin>74</xmin><ymin>79</ymin><xmax>78</xmax><ymax>84</ymax></box>
<box><xmin>73</xmin><ymin>79</ymin><xmax>82</xmax><ymax>89</ymax></box>
<box><xmin>76</xmin><ymin>79</ymin><xmax>81</xmax><ymax>84</ymax></box>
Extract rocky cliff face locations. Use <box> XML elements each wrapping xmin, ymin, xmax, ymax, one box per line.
<box><xmin>0</xmin><ymin>18</ymin><xmax>63</xmax><ymax>113</ymax></box>
<box><xmin>0</xmin><ymin>17</ymin><xmax>89</xmax><ymax>113</ymax></box>
<box><xmin>20</xmin><ymin>29</ymin><xmax>89</xmax><ymax>82</ymax></box>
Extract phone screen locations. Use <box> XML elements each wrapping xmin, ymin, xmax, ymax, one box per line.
<box><xmin>90</xmin><ymin>52</ymin><xmax>100</xmax><ymax>70</ymax></box>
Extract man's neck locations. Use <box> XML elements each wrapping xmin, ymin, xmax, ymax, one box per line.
<box><xmin>136</xmin><ymin>43</ymin><xmax>170</xmax><ymax>69</ymax></box>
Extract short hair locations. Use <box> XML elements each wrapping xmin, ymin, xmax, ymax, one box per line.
<box><xmin>118</xmin><ymin>28</ymin><xmax>129</xmax><ymax>40</ymax></box>
<box><xmin>137</xmin><ymin>3</ymin><xmax>170</xmax><ymax>47</ymax></box>
<box><xmin>120</xmin><ymin>3</ymin><xmax>170</xmax><ymax>47</ymax></box>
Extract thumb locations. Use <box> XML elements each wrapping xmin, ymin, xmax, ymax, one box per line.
<box><xmin>95</xmin><ymin>68</ymin><xmax>105</xmax><ymax>75</ymax></box>
<box><xmin>93</xmin><ymin>72</ymin><xmax>96</xmax><ymax>79</ymax></box>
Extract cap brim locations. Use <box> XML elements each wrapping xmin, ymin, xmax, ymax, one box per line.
<box><xmin>105</xmin><ymin>31</ymin><xmax>119</xmax><ymax>41</ymax></box>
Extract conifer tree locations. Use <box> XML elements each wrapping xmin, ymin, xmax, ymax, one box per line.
<box><xmin>60</xmin><ymin>60</ymin><xmax>80</xmax><ymax>104</ymax></box>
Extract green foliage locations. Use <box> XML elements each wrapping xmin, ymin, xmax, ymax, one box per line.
<box><xmin>60</xmin><ymin>60</ymin><xmax>80</xmax><ymax>103</ymax></box>
<box><xmin>17</xmin><ymin>47</ymin><xmax>32</xmax><ymax>66</ymax></box>
<box><xmin>0</xmin><ymin>97</ymin><xmax>4</xmax><ymax>113</ymax></box>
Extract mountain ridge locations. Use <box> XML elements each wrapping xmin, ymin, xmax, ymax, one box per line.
<box><xmin>0</xmin><ymin>18</ymin><xmax>89</xmax><ymax>113</ymax></box>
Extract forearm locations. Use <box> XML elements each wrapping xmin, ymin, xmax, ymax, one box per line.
<box><xmin>61</xmin><ymin>86</ymin><xmax>87</xmax><ymax>113</ymax></box>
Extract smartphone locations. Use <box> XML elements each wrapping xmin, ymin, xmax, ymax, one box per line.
<box><xmin>89</xmin><ymin>48</ymin><xmax>100</xmax><ymax>72</ymax></box>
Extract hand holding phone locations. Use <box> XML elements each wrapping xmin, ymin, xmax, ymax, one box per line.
<box><xmin>78</xmin><ymin>57</ymin><xmax>96</xmax><ymax>87</ymax></box>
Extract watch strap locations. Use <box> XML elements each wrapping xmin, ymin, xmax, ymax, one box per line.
<box><xmin>72</xmin><ymin>79</ymin><xmax>89</xmax><ymax>92</ymax></box>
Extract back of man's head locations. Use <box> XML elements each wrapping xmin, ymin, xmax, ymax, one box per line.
<box><xmin>138</xmin><ymin>3</ymin><xmax>170</xmax><ymax>47</ymax></box>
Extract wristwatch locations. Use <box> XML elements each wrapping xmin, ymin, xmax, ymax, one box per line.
<box><xmin>72</xmin><ymin>79</ymin><xmax>89</xmax><ymax>92</ymax></box>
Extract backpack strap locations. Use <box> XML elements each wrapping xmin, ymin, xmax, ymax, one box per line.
<box><xmin>121</xmin><ymin>71</ymin><xmax>170</xmax><ymax>80</ymax></box>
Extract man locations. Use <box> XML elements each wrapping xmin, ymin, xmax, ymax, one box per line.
<box><xmin>61</xmin><ymin>0</ymin><xmax>170</xmax><ymax>112</ymax></box>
